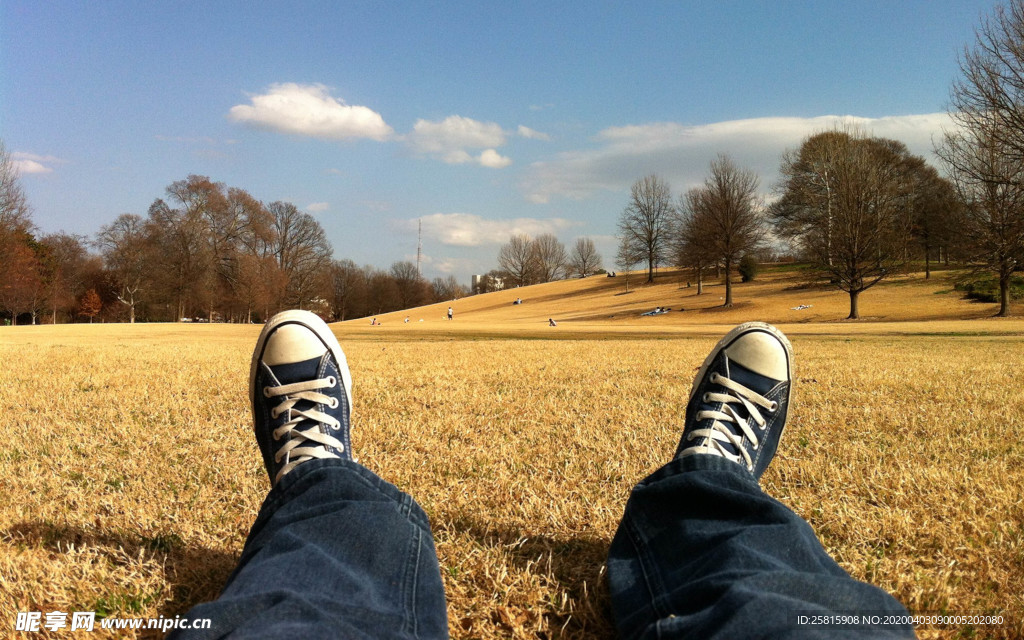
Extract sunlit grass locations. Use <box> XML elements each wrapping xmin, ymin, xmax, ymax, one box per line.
<box><xmin>1</xmin><ymin>270</ymin><xmax>1022</xmax><ymax>639</ymax></box>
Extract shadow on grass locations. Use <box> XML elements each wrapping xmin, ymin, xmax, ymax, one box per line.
<box><xmin>2</xmin><ymin>521</ymin><xmax>237</xmax><ymax>623</ymax></box>
<box><xmin>442</xmin><ymin>516</ymin><xmax>616</xmax><ymax>639</ymax></box>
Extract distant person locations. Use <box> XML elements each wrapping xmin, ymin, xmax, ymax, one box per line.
<box><xmin>548</xmin><ymin>318</ymin><xmax>557</xmax><ymax>327</ymax></box>
<box><xmin>404</xmin><ymin>316</ymin><xmax>410</xmax><ymax>323</ymax></box>
<box><xmin>447</xmin><ymin>306</ymin><xmax>453</xmax><ymax>321</ymax></box>
<box><xmin>173</xmin><ymin>314</ymin><xmax>913</xmax><ymax>639</ymax></box>
<box><xmin>369</xmin><ymin>317</ymin><xmax>377</xmax><ymax>326</ymax></box>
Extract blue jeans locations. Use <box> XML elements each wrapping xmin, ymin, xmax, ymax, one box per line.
<box><xmin>608</xmin><ymin>455</ymin><xmax>914</xmax><ymax>639</ymax></box>
<box><xmin>175</xmin><ymin>457</ymin><xmax>913</xmax><ymax>639</ymax></box>
<box><xmin>172</xmin><ymin>459</ymin><xmax>448</xmax><ymax>639</ymax></box>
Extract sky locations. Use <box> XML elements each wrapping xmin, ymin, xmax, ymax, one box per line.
<box><xmin>0</xmin><ymin>0</ymin><xmax>999</xmax><ymax>285</ymax></box>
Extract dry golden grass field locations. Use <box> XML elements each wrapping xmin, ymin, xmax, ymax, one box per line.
<box><xmin>2</xmin><ymin>268</ymin><xmax>1023</xmax><ymax>639</ymax></box>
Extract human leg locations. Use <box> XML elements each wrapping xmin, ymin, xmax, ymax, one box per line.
<box><xmin>172</xmin><ymin>311</ymin><xmax>448</xmax><ymax>639</ymax></box>
<box><xmin>607</xmin><ymin>323</ymin><xmax>914</xmax><ymax>640</ymax></box>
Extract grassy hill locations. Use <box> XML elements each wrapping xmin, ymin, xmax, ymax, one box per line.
<box><xmin>2</xmin><ymin>264</ymin><xmax>1023</xmax><ymax>639</ymax></box>
<box><xmin>341</xmin><ymin>265</ymin><xmax>1024</xmax><ymax>337</ymax></box>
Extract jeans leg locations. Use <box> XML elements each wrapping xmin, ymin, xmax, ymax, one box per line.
<box><xmin>607</xmin><ymin>455</ymin><xmax>914</xmax><ymax>640</ymax></box>
<box><xmin>173</xmin><ymin>459</ymin><xmax>449</xmax><ymax>639</ymax></box>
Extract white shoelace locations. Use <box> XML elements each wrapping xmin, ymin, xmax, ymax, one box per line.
<box><xmin>263</xmin><ymin>376</ymin><xmax>344</xmax><ymax>484</ymax></box>
<box><xmin>680</xmin><ymin>371</ymin><xmax>778</xmax><ymax>472</ymax></box>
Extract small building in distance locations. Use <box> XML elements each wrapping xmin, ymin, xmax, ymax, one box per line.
<box><xmin>471</xmin><ymin>274</ymin><xmax>505</xmax><ymax>294</ymax></box>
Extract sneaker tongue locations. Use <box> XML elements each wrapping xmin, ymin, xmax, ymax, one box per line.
<box><xmin>701</xmin><ymin>358</ymin><xmax>776</xmax><ymax>457</ymax></box>
<box><xmin>726</xmin><ymin>358</ymin><xmax>780</xmax><ymax>394</ymax></box>
<box><xmin>268</xmin><ymin>355</ymin><xmax>328</xmax><ymax>439</ymax></box>
<box><xmin>269</xmin><ymin>355</ymin><xmax>324</xmax><ymax>387</ymax></box>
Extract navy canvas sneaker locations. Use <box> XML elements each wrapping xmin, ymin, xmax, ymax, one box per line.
<box><xmin>249</xmin><ymin>310</ymin><xmax>353</xmax><ymax>487</ymax></box>
<box><xmin>676</xmin><ymin>322</ymin><xmax>793</xmax><ymax>479</ymax></box>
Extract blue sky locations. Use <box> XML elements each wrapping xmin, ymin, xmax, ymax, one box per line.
<box><xmin>1</xmin><ymin>1</ymin><xmax>996</xmax><ymax>283</ymax></box>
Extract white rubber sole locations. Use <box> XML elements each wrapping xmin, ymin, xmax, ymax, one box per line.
<box><xmin>248</xmin><ymin>310</ymin><xmax>354</xmax><ymax>417</ymax></box>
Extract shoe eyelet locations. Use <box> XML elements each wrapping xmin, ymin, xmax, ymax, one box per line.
<box><xmin>702</xmin><ymin>393</ymin><xmax>710</xmax><ymax>402</ymax></box>
<box><xmin>329</xmin><ymin>398</ymin><xmax>339</xmax><ymax>409</ymax></box>
<box><xmin>263</xmin><ymin>387</ymin><xmax>272</xmax><ymax>398</ymax></box>
<box><xmin>271</xmin><ymin>409</ymin><xmax>280</xmax><ymax>419</ymax></box>
<box><xmin>326</xmin><ymin>376</ymin><xmax>337</xmax><ymax>387</ymax></box>
<box><xmin>710</xmin><ymin>372</ymin><xmax>719</xmax><ymax>383</ymax></box>
<box><xmin>769</xmin><ymin>401</ymin><xmax>779</xmax><ymax>412</ymax></box>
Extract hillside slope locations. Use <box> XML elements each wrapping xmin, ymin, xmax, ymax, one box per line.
<box><xmin>338</xmin><ymin>266</ymin><xmax>1022</xmax><ymax>335</ymax></box>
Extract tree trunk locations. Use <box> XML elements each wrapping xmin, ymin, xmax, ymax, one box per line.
<box><xmin>696</xmin><ymin>266</ymin><xmax>704</xmax><ymax>295</ymax></box>
<box><xmin>129</xmin><ymin>305</ymin><xmax>135</xmax><ymax>324</ymax></box>
<box><xmin>924</xmin><ymin>244</ymin><xmax>931</xmax><ymax>279</ymax></box>
<box><xmin>723</xmin><ymin>258</ymin><xmax>733</xmax><ymax>307</ymax></box>
<box><xmin>998</xmin><ymin>273</ymin><xmax>1010</xmax><ymax>317</ymax></box>
<box><xmin>848</xmin><ymin>289</ymin><xmax>860</xmax><ymax>319</ymax></box>
<box><xmin>647</xmin><ymin>258</ymin><xmax>655</xmax><ymax>283</ymax></box>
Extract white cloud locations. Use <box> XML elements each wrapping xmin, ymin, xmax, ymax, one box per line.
<box><xmin>306</xmin><ymin>202</ymin><xmax>329</xmax><ymax>212</ymax></box>
<box><xmin>407</xmin><ymin>115</ymin><xmax>512</xmax><ymax>168</ymax></box>
<box><xmin>478</xmin><ymin>149</ymin><xmax>512</xmax><ymax>168</ymax></box>
<box><xmin>11</xmin><ymin>159</ymin><xmax>51</xmax><ymax>175</ymax></box>
<box><xmin>11</xmin><ymin>152</ymin><xmax>64</xmax><ymax>175</ymax></box>
<box><xmin>415</xmin><ymin>253</ymin><xmax>477</xmax><ymax>277</ymax></box>
<box><xmin>517</xmin><ymin>125</ymin><xmax>550</xmax><ymax>141</ymax></box>
<box><xmin>395</xmin><ymin>213</ymin><xmax>576</xmax><ymax>247</ymax></box>
<box><xmin>228</xmin><ymin>83</ymin><xmax>393</xmax><ymax>141</ymax></box>
<box><xmin>521</xmin><ymin>113</ymin><xmax>954</xmax><ymax>203</ymax></box>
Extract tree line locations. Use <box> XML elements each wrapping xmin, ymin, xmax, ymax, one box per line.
<box><xmin>492</xmin><ymin>234</ymin><xmax>604</xmax><ymax>290</ymax></box>
<box><xmin>0</xmin><ymin>161</ymin><xmax>467</xmax><ymax>325</ymax></box>
<box><xmin>613</xmin><ymin>132</ymin><xmax>965</xmax><ymax>320</ymax></box>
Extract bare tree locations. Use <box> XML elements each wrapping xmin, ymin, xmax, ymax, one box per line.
<box><xmin>0</xmin><ymin>139</ymin><xmax>33</xmax><ymax>250</ymax></box>
<box><xmin>568</xmin><ymin>237</ymin><xmax>603</xmax><ymax>277</ymax></box>
<box><xmin>693</xmin><ymin>156</ymin><xmax>764</xmax><ymax>307</ymax></box>
<box><xmin>40</xmin><ymin>232</ymin><xmax>89</xmax><ymax>324</ymax></box>
<box><xmin>390</xmin><ymin>260</ymin><xmax>426</xmax><ymax>309</ymax></box>
<box><xmin>498</xmin><ymin>234</ymin><xmax>537</xmax><ymax>287</ymax></box>
<box><xmin>615</xmin><ymin>237</ymin><xmax>641</xmax><ymax>292</ymax></box>
<box><xmin>938</xmin><ymin>0</ymin><xmax>1024</xmax><ymax>316</ymax></box>
<box><xmin>906</xmin><ymin>161</ymin><xmax>960</xmax><ymax>279</ymax></box>
<box><xmin>530</xmin><ymin>233</ymin><xmax>567</xmax><ymax>282</ymax></box>
<box><xmin>146</xmin><ymin>197</ymin><xmax>213</xmax><ymax>321</ymax></box>
<box><xmin>96</xmin><ymin>214</ymin><xmax>149</xmax><ymax>323</ymax></box>
<box><xmin>268</xmin><ymin>202</ymin><xmax>333</xmax><ymax>309</ymax></box>
<box><xmin>430</xmin><ymin>275</ymin><xmax>467</xmax><ymax>301</ymax></box>
<box><xmin>673</xmin><ymin>189</ymin><xmax>717</xmax><ymax>295</ymax></box>
<box><xmin>951</xmin><ymin>0</ymin><xmax>1024</xmax><ymax>163</ymax></box>
<box><xmin>618</xmin><ymin>175</ymin><xmax>673</xmax><ymax>283</ymax></box>
<box><xmin>938</xmin><ymin>124</ymin><xmax>1024</xmax><ymax>316</ymax></box>
<box><xmin>772</xmin><ymin>130</ymin><xmax>918</xmax><ymax>319</ymax></box>
<box><xmin>328</xmin><ymin>259</ymin><xmax>367</xmax><ymax>321</ymax></box>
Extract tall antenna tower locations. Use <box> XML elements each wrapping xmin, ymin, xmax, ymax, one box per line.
<box><xmin>416</xmin><ymin>218</ymin><xmax>422</xmax><ymax>277</ymax></box>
